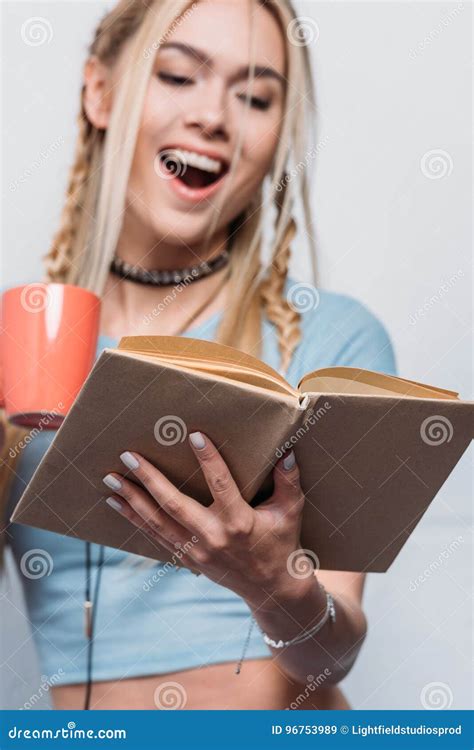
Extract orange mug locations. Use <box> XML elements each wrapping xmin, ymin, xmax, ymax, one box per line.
<box><xmin>0</xmin><ymin>283</ymin><xmax>100</xmax><ymax>428</ymax></box>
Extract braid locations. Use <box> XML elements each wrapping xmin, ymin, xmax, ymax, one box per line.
<box><xmin>260</xmin><ymin>210</ymin><xmax>302</xmax><ymax>377</ymax></box>
<box><xmin>41</xmin><ymin>1</ymin><xmax>155</xmax><ymax>285</ymax></box>
<box><xmin>43</xmin><ymin>105</ymin><xmax>99</xmax><ymax>283</ymax></box>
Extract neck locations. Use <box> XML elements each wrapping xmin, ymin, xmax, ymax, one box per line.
<box><xmin>101</xmin><ymin>265</ymin><xmax>229</xmax><ymax>340</ymax></box>
<box><xmin>114</xmin><ymin>210</ymin><xmax>229</xmax><ymax>271</ymax></box>
<box><xmin>100</xmin><ymin>223</ymin><xmax>231</xmax><ymax>339</ymax></box>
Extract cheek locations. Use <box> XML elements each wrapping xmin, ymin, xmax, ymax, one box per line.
<box><xmin>129</xmin><ymin>85</ymin><xmax>176</xmax><ymax>187</ymax></box>
<box><xmin>240</xmin><ymin>118</ymin><xmax>281</xmax><ymax>184</ymax></box>
<box><xmin>240</xmin><ymin>97</ymin><xmax>283</xmax><ymax>162</ymax></box>
<box><xmin>135</xmin><ymin>79</ymin><xmax>182</xmax><ymax>155</ymax></box>
<box><xmin>137</xmin><ymin>89</ymin><xmax>170</xmax><ymax>144</ymax></box>
<box><xmin>221</xmin><ymin>113</ymin><xmax>282</xmax><ymax>217</ymax></box>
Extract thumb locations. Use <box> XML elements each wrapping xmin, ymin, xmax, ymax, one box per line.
<box><xmin>258</xmin><ymin>450</ymin><xmax>305</xmax><ymax>518</ymax></box>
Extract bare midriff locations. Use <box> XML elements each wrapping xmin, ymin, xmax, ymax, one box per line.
<box><xmin>52</xmin><ymin>659</ymin><xmax>350</xmax><ymax>710</ymax></box>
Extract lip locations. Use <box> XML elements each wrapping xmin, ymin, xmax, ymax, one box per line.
<box><xmin>157</xmin><ymin>143</ymin><xmax>230</xmax><ymax>204</ymax></box>
<box><xmin>166</xmin><ymin>172</ymin><xmax>229</xmax><ymax>203</ymax></box>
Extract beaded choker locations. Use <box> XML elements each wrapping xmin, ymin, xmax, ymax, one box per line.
<box><xmin>110</xmin><ymin>247</ymin><xmax>230</xmax><ymax>287</ymax></box>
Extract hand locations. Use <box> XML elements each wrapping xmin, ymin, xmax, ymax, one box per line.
<box><xmin>102</xmin><ymin>430</ymin><xmax>315</xmax><ymax>610</ymax></box>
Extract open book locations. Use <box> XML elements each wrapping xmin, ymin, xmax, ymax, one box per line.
<box><xmin>11</xmin><ymin>336</ymin><xmax>473</xmax><ymax>572</ymax></box>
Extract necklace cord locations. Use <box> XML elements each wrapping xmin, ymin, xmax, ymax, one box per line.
<box><xmin>84</xmin><ymin>543</ymin><xmax>105</xmax><ymax>710</ymax></box>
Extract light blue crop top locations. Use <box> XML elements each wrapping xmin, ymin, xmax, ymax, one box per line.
<box><xmin>6</xmin><ymin>277</ymin><xmax>397</xmax><ymax>685</ymax></box>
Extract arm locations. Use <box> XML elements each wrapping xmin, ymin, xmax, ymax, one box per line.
<box><xmin>248</xmin><ymin>568</ymin><xmax>367</xmax><ymax>684</ymax></box>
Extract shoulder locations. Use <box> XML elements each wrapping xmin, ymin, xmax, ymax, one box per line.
<box><xmin>283</xmin><ymin>276</ymin><xmax>397</xmax><ymax>377</ymax></box>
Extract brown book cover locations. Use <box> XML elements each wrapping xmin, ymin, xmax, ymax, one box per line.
<box><xmin>10</xmin><ymin>335</ymin><xmax>474</xmax><ymax>572</ymax></box>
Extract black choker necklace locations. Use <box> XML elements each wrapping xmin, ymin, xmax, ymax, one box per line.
<box><xmin>110</xmin><ymin>246</ymin><xmax>230</xmax><ymax>287</ymax></box>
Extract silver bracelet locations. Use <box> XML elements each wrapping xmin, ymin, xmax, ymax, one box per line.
<box><xmin>261</xmin><ymin>584</ymin><xmax>336</xmax><ymax>649</ymax></box>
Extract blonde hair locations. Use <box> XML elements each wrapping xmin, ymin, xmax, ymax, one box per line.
<box><xmin>1</xmin><ymin>0</ymin><xmax>318</xmax><ymax>559</ymax></box>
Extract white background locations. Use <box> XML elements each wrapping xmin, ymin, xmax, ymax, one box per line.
<box><xmin>1</xmin><ymin>0</ymin><xmax>472</xmax><ymax>710</ymax></box>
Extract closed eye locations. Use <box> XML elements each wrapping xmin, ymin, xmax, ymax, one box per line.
<box><xmin>237</xmin><ymin>93</ymin><xmax>271</xmax><ymax>111</ymax></box>
<box><xmin>158</xmin><ymin>72</ymin><xmax>271</xmax><ymax>111</ymax></box>
<box><xmin>158</xmin><ymin>72</ymin><xmax>194</xmax><ymax>86</ymax></box>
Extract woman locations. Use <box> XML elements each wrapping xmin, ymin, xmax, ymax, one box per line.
<box><xmin>2</xmin><ymin>0</ymin><xmax>396</xmax><ymax>710</ymax></box>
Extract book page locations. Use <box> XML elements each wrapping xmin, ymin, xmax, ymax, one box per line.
<box><xmin>118</xmin><ymin>335</ymin><xmax>283</xmax><ymax>381</ymax></box>
<box><xmin>117</xmin><ymin>349</ymin><xmax>298</xmax><ymax>398</ymax></box>
<box><xmin>298</xmin><ymin>367</ymin><xmax>459</xmax><ymax>400</ymax></box>
<box><xmin>117</xmin><ymin>335</ymin><xmax>299</xmax><ymax>398</ymax></box>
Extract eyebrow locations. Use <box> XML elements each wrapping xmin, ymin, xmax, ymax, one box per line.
<box><xmin>158</xmin><ymin>41</ymin><xmax>286</xmax><ymax>87</ymax></box>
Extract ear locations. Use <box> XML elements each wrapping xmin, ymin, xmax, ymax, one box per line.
<box><xmin>83</xmin><ymin>55</ymin><xmax>113</xmax><ymax>130</ymax></box>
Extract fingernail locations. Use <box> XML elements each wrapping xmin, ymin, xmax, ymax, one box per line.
<box><xmin>283</xmin><ymin>451</ymin><xmax>296</xmax><ymax>471</ymax></box>
<box><xmin>106</xmin><ymin>496</ymin><xmax>123</xmax><ymax>512</ymax></box>
<box><xmin>189</xmin><ymin>431</ymin><xmax>206</xmax><ymax>449</ymax></box>
<box><xmin>120</xmin><ymin>451</ymin><xmax>140</xmax><ymax>470</ymax></box>
<box><xmin>103</xmin><ymin>474</ymin><xmax>122</xmax><ymax>491</ymax></box>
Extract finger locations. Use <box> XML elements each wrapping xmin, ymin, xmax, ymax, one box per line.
<box><xmin>104</xmin><ymin>491</ymin><xmax>196</xmax><ymax>567</ymax></box>
<box><xmin>103</xmin><ymin>473</ymin><xmax>192</xmax><ymax>550</ymax></box>
<box><xmin>118</xmin><ymin>451</ymin><xmax>210</xmax><ymax>533</ymax></box>
<box><xmin>258</xmin><ymin>451</ymin><xmax>305</xmax><ymax>521</ymax></box>
<box><xmin>188</xmin><ymin>431</ymin><xmax>248</xmax><ymax>517</ymax></box>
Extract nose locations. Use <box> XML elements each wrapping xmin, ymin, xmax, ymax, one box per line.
<box><xmin>183</xmin><ymin>81</ymin><xmax>229</xmax><ymax>140</ymax></box>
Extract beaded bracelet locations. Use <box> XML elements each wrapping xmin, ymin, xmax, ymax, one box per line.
<box><xmin>261</xmin><ymin>584</ymin><xmax>336</xmax><ymax>649</ymax></box>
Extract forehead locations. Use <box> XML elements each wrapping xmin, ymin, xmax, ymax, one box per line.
<box><xmin>163</xmin><ymin>0</ymin><xmax>286</xmax><ymax>76</ymax></box>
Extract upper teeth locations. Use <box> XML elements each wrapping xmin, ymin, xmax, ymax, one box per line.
<box><xmin>163</xmin><ymin>148</ymin><xmax>222</xmax><ymax>174</ymax></box>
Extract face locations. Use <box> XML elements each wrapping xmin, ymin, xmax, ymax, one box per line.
<box><xmin>112</xmin><ymin>0</ymin><xmax>286</xmax><ymax>248</ymax></box>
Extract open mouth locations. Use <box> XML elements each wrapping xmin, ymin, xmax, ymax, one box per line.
<box><xmin>157</xmin><ymin>147</ymin><xmax>229</xmax><ymax>191</ymax></box>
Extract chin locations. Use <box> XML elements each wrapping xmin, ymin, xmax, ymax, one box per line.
<box><xmin>149</xmin><ymin>216</ymin><xmax>219</xmax><ymax>248</ymax></box>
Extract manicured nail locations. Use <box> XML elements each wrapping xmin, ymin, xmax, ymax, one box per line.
<box><xmin>106</xmin><ymin>496</ymin><xmax>123</xmax><ymax>512</ymax></box>
<box><xmin>189</xmin><ymin>431</ymin><xmax>206</xmax><ymax>449</ymax></box>
<box><xmin>283</xmin><ymin>451</ymin><xmax>296</xmax><ymax>471</ymax></box>
<box><xmin>103</xmin><ymin>473</ymin><xmax>122</xmax><ymax>491</ymax></box>
<box><xmin>120</xmin><ymin>451</ymin><xmax>140</xmax><ymax>470</ymax></box>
